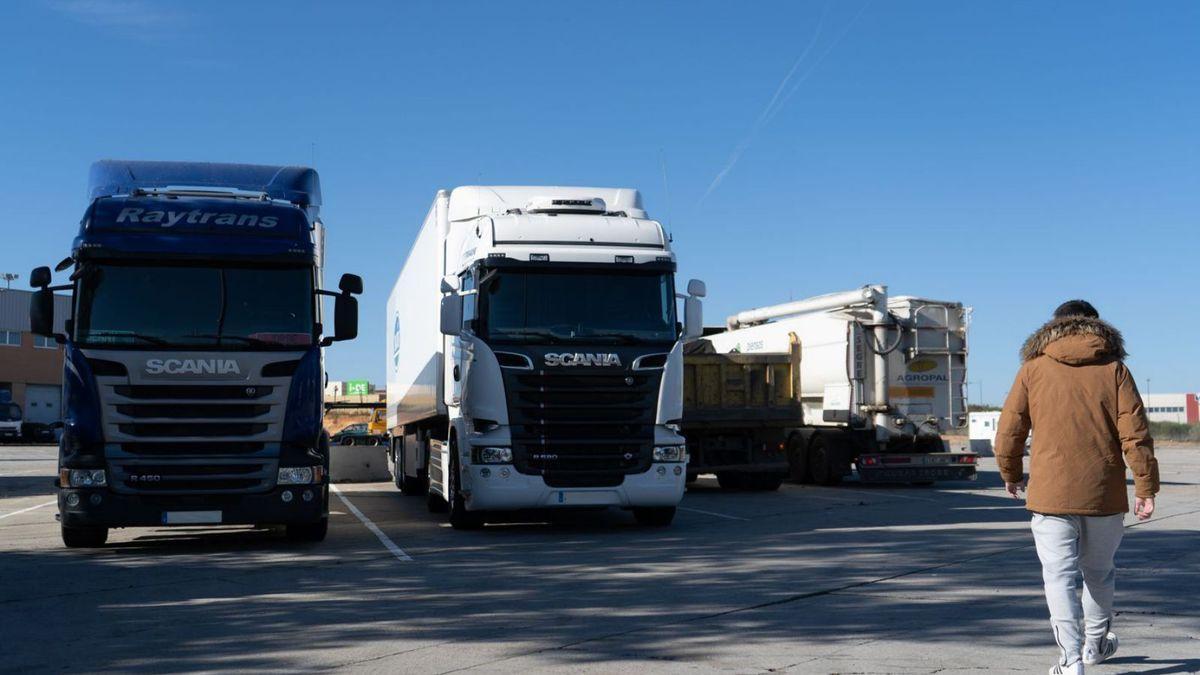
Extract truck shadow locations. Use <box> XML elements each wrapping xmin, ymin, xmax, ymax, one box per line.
<box><xmin>2</xmin><ymin>475</ymin><xmax>1197</xmax><ymax>672</ymax></box>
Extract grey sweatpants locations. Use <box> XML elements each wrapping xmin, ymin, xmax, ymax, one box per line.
<box><xmin>1030</xmin><ymin>513</ymin><xmax>1125</xmax><ymax>665</ymax></box>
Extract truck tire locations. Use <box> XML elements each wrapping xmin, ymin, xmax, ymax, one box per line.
<box><xmin>787</xmin><ymin>434</ymin><xmax>809</xmax><ymax>484</ymax></box>
<box><xmin>807</xmin><ymin>436</ymin><xmax>842</xmax><ymax>486</ymax></box>
<box><xmin>392</xmin><ymin>442</ymin><xmax>425</xmax><ymax>496</ymax></box>
<box><xmin>61</xmin><ymin>524</ymin><xmax>108</xmax><ymax>548</ymax></box>
<box><xmin>716</xmin><ymin>472</ymin><xmax>746</xmax><ymax>490</ymax></box>
<box><xmin>285</xmin><ymin>517</ymin><xmax>328</xmax><ymax>542</ymax></box>
<box><xmin>447</xmin><ymin>442</ymin><xmax>484</xmax><ymax>530</ymax></box>
<box><xmin>633</xmin><ymin>506</ymin><xmax>676</xmax><ymax>527</ymax></box>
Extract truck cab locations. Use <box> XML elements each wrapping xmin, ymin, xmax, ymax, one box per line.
<box><xmin>388</xmin><ymin>186</ymin><xmax>705</xmax><ymax>528</ymax></box>
<box><xmin>30</xmin><ymin>160</ymin><xmax>361</xmax><ymax>547</ymax></box>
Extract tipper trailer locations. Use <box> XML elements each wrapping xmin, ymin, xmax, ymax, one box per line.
<box><xmin>29</xmin><ymin>160</ymin><xmax>362</xmax><ymax>547</ymax></box>
<box><xmin>680</xmin><ymin>342</ymin><xmax>801</xmax><ymax>490</ymax></box>
<box><xmin>386</xmin><ymin>186</ymin><xmax>706</xmax><ymax>528</ymax></box>
<box><xmin>703</xmin><ymin>285</ymin><xmax>977</xmax><ymax>485</ymax></box>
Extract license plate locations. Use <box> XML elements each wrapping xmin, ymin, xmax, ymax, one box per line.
<box><xmin>555</xmin><ymin>491</ymin><xmax>614</xmax><ymax>506</ymax></box>
<box><xmin>162</xmin><ymin>511</ymin><xmax>222</xmax><ymax>525</ymax></box>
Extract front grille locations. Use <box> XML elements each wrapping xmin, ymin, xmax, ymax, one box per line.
<box><xmin>113</xmin><ymin>385</ymin><xmax>274</xmax><ymax>400</ymax></box>
<box><xmin>504</xmin><ymin>365</ymin><xmax>661</xmax><ymax>486</ymax></box>
<box><xmin>119</xmin><ymin>423</ymin><xmax>269</xmax><ymax>438</ymax></box>
<box><xmin>120</xmin><ymin>442</ymin><xmax>266</xmax><ymax>456</ymax></box>
<box><xmin>116</xmin><ymin>404</ymin><xmax>272</xmax><ymax>419</ymax></box>
<box><xmin>108</xmin><ymin>458</ymin><xmax>275</xmax><ymax>495</ymax></box>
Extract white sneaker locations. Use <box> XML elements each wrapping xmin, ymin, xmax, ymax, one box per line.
<box><xmin>1049</xmin><ymin>661</ymin><xmax>1084</xmax><ymax>674</ymax></box>
<box><xmin>1082</xmin><ymin>632</ymin><xmax>1119</xmax><ymax>665</ymax></box>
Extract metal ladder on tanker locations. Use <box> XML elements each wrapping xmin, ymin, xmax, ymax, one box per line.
<box><xmin>909</xmin><ymin>304</ymin><xmax>969</xmax><ymax>429</ymax></box>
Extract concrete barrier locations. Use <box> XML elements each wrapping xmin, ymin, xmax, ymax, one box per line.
<box><xmin>330</xmin><ymin>444</ymin><xmax>392</xmax><ymax>483</ymax></box>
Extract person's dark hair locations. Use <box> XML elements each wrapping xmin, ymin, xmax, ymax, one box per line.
<box><xmin>1053</xmin><ymin>299</ymin><xmax>1099</xmax><ymax>319</ymax></box>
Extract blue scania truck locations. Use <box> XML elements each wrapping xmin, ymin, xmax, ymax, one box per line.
<box><xmin>29</xmin><ymin>160</ymin><xmax>361</xmax><ymax>547</ymax></box>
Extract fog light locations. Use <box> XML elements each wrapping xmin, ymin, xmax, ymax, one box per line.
<box><xmin>66</xmin><ymin>469</ymin><xmax>107</xmax><ymax>488</ymax></box>
<box><xmin>281</xmin><ymin>490</ymin><xmax>294</xmax><ymax>503</ymax></box>
<box><xmin>278</xmin><ymin>467</ymin><xmax>316</xmax><ymax>485</ymax></box>
<box><xmin>89</xmin><ymin>493</ymin><xmax>103</xmax><ymax>505</ymax></box>
<box><xmin>302</xmin><ymin>490</ymin><xmax>314</xmax><ymax>502</ymax></box>
<box><xmin>656</xmin><ymin>466</ymin><xmax>667</xmax><ymax>476</ymax></box>
<box><xmin>673</xmin><ymin>466</ymin><xmax>683</xmax><ymax>476</ymax></box>
<box><xmin>480</xmin><ymin>467</ymin><xmax>491</xmax><ymax>478</ymax></box>
<box><xmin>653</xmin><ymin>446</ymin><xmax>687</xmax><ymax>462</ymax></box>
<box><xmin>500</xmin><ymin>468</ymin><xmax>510</xmax><ymax>478</ymax></box>
<box><xmin>477</xmin><ymin>447</ymin><xmax>513</xmax><ymax>464</ymax></box>
<box><xmin>65</xmin><ymin>493</ymin><xmax>81</xmax><ymax>507</ymax></box>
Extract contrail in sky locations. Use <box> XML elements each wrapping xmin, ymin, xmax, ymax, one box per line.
<box><xmin>701</xmin><ymin>2</ymin><xmax>870</xmax><ymax>202</ymax></box>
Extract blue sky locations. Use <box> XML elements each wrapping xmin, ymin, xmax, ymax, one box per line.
<box><xmin>2</xmin><ymin>1</ymin><xmax>1197</xmax><ymax>403</ymax></box>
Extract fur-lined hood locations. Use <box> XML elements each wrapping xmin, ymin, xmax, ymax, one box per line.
<box><xmin>1020</xmin><ymin>315</ymin><xmax>1127</xmax><ymax>364</ymax></box>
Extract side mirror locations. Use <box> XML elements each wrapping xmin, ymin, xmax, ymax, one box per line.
<box><xmin>440</xmin><ymin>275</ymin><xmax>460</xmax><ymax>294</ymax></box>
<box><xmin>440</xmin><ymin>294</ymin><xmax>463</xmax><ymax>336</ymax></box>
<box><xmin>30</xmin><ymin>288</ymin><xmax>55</xmax><ymax>337</ymax></box>
<box><xmin>331</xmin><ymin>294</ymin><xmax>358</xmax><ymax>343</ymax></box>
<box><xmin>687</xmin><ymin>278</ymin><xmax>707</xmax><ymax>298</ymax></box>
<box><xmin>30</xmin><ymin>266</ymin><xmax>51</xmax><ymax>289</ymax></box>
<box><xmin>338</xmin><ymin>273</ymin><xmax>363</xmax><ymax>295</ymax></box>
<box><xmin>683</xmin><ymin>296</ymin><xmax>703</xmax><ymax>341</ymax></box>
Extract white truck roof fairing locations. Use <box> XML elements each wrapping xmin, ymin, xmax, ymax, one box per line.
<box><xmin>447</xmin><ymin>186</ymin><xmax>646</xmax><ymax>221</ymax></box>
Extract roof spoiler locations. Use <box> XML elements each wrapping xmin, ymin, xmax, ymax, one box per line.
<box><xmin>88</xmin><ymin>160</ymin><xmax>321</xmax><ymax>217</ymax></box>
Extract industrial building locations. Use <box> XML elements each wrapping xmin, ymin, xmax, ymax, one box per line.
<box><xmin>0</xmin><ymin>288</ymin><xmax>70</xmax><ymax>425</ymax></box>
<box><xmin>1144</xmin><ymin>393</ymin><xmax>1199</xmax><ymax>424</ymax></box>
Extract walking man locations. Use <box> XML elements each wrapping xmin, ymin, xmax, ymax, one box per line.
<box><xmin>995</xmin><ymin>300</ymin><xmax>1159</xmax><ymax>674</ymax></box>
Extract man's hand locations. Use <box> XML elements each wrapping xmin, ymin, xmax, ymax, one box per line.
<box><xmin>1135</xmin><ymin>496</ymin><xmax>1155</xmax><ymax>520</ymax></box>
<box><xmin>1006</xmin><ymin>479</ymin><xmax>1027</xmax><ymax>500</ymax></box>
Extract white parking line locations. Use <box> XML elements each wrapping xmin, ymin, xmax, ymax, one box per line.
<box><xmin>0</xmin><ymin>500</ymin><xmax>56</xmax><ymax>520</ymax></box>
<box><xmin>678</xmin><ymin>506</ymin><xmax>748</xmax><ymax>521</ymax></box>
<box><xmin>330</xmin><ymin>485</ymin><xmax>413</xmax><ymax>561</ymax></box>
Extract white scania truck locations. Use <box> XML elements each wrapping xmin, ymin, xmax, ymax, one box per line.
<box><xmin>701</xmin><ymin>285</ymin><xmax>977</xmax><ymax>485</ymax></box>
<box><xmin>386</xmin><ymin>186</ymin><xmax>705</xmax><ymax>529</ymax></box>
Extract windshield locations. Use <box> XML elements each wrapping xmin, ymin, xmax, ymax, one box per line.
<box><xmin>74</xmin><ymin>263</ymin><xmax>314</xmax><ymax>349</ymax></box>
<box><xmin>479</xmin><ymin>269</ymin><xmax>677</xmax><ymax>344</ymax></box>
<box><xmin>0</xmin><ymin>404</ymin><xmax>19</xmax><ymax>421</ymax></box>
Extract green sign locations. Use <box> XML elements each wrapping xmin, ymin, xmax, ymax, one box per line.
<box><xmin>345</xmin><ymin>380</ymin><xmax>370</xmax><ymax>396</ymax></box>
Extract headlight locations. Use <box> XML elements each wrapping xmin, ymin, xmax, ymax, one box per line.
<box><xmin>62</xmin><ymin>468</ymin><xmax>107</xmax><ymax>487</ymax></box>
<box><xmin>477</xmin><ymin>447</ymin><xmax>513</xmax><ymax>464</ymax></box>
<box><xmin>278</xmin><ymin>466</ymin><xmax>323</xmax><ymax>485</ymax></box>
<box><xmin>653</xmin><ymin>446</ymin><xmax>687</xmax><ymax>462</ymax></box>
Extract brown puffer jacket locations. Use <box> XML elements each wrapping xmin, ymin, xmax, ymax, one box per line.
<box><xmin>995</xmin><ymin>316</ymin><xmax>1158</xmax><ymax>515</ymax></box>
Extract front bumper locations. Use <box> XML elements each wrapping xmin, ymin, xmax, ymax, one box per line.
<box><xmin>58</xmin><ymin>485</ymin><xmax>327</xmax><ymax>528</ymax></box>
<box><xmin>462</xmin><ymin>463</ymin><xmax>686</xmax><ymax>511</ymax></box>
<box><xmin>0</xmin><ymin>429</ymin><xmax>20</xmax><ymax>440</ymax></box>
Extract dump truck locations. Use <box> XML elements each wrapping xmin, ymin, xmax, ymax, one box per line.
<box><xmin>703</xmin><ymin>285</ymin><xmax>977</xmax><ymax>485</ymax></box>
<box><xmin>680</xmin><ymin>339</ymin><xmax>802</xmax><ymax>490</ymax></box>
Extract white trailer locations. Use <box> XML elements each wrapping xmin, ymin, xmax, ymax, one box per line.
<box><xmin>701</xmin><ymin>285</ymin><xmax>977</xmax><ymax>484</ymax></box>
<box><xmin>386</xmin><ymin>186</ymin><xmax>706</xmax><ymax>528</ymax></box>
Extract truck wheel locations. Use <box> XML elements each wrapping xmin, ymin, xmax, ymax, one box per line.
<box><xmin>633</xmin><ymin>506</ymin><xmax>676</xmax><ymax>527</ymax></box>
<box><xmin>393</xmin><ymin>444</ymin><xmax>425</xmax><ymax>496</ymax></box>
<box><xmin>787</xmin><ymin>435</ymin><xmax>809</xmax><ymax>484</ymax></box>
<box><xmin>447</xmin><ymin>445</ymin><xmax>484</xmax><ymax>530</ymax></box>
<box><xmin>61</xmin><ymin>524</ymin><xmax>108</xmax><ymax>548</ymax></box>
<box><xmin>807</xmin><ymin>436</ymin><xmax>842</xmax><ymax>486</ymax></box>
<box><xmin>716</xmin><ymin>472</ymin><xmax>746</xmax><ymax>490</ymax></box>
<box><xmin>285</xmin><ymin>518</ymin><xmax>328</xmax><ymax>542</ymax></box>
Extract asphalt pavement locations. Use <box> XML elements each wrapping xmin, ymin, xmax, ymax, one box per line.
<box><xmin>2</xmin><ymin>445</ymin><xmax>1197</xmax><ymax>674</ymax></box>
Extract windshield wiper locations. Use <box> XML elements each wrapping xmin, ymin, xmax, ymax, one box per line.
<box><xmin>188</xmin><ymin>333</ymin><xmax>275</xmax><ymax>347</ymax></box>
<box><xmin>582</xmin><ymin>332</ymin><xmax>648</xmax><ymax>344</ymax></box>
<box><xmin>492</xmin><ymin>328</ymin><xmax>568</xmax><ymax>343</ymax></box>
